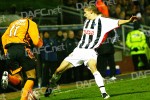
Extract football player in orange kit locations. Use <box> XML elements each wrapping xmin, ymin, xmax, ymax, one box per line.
<box><xmin>1</xmin><ymin>14</ymin><xmax>43</xmax><ymax>100</ymax></box>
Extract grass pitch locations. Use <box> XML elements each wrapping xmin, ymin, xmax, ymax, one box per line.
<box><xmin>11</xmin><ymin>74</ymin><xmax>150</xmax><ymax>100</ymax></box>
<box><xmin>42</xmin><ymin>77</ymin><xmax>150</xmax><ymax>100</ymax></box>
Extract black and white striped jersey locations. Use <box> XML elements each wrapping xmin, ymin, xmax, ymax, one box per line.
<box><xmin>77</xmin><ymin>16</ymin><xmax>119</xmax><ymax>49</ymax></box>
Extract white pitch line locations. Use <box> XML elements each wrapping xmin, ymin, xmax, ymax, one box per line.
<box><xmin>52</xmin><ymin>76</ymin><xmax>150</xmax><ymax>95</ymax></box>
<box><xmin>53</xmin><ymin>85</ymin><xmax>95</xmax><ymax>95</ymax></box>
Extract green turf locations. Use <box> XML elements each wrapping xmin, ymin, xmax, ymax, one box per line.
<box><xmin>12</xmin><ymin>76</ymin><xmax>150</xmax><ymax>100</ymax></box>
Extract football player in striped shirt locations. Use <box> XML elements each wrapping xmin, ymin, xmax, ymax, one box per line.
<box><xmin>44</xmin><ymin>5</ymin><xmax>137</xmax><ymax>99</ymax></box>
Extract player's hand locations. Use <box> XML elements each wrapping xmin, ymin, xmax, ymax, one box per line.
<box><xmin>129</xmin><ymin>16</ymin><xmax>138</xmax><ymax>22</ymax></box>
<box><xmin>36</xmin><ymin>38</ymin><xmax>43</xmax><ymax>48</ymax></box>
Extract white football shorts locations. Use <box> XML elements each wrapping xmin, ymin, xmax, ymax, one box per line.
<box><xmin>64</xmin><ymin>48</ymin><xmax>98</xmax><ymax>67</ymax></box>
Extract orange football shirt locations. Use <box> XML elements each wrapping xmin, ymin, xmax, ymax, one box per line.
<box><xmin>2</xmin><ymin>18</ymin><xmax>42</xmax><ymax>54</ymax></box>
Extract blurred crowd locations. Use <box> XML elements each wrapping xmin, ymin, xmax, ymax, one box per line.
<box><xmin>38</xmin><ymin>30</ymin><xmax>94</xmax><ymax>86</ymax></box>
<box><xmin>0</xmin><ymin>0</ymin><xmax>150</xmax><ymax>26</ymax></box>
<box><xmin>63</xmin><ymin>0</ymin><xmax>150</xmax><ymax>26</ymax></box>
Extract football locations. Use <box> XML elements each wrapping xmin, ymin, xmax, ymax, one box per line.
<box><xmin>28</xmin><ymin>90</ymin><xmax>40</xmax><ymax>100</ymax></box>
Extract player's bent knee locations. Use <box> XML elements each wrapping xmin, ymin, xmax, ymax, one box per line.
<box><xmin>26</xmin><ymin>69</ymin><xmax>36</xmax><ymax>79</ymax></box>
<box><xmin>88</xmin><ymin>66</ymin><xmax>97</xmax><ymax>74</ymax></box>
<box><xmin>55</xmin><ymin>61</ymin><xmax>73</xmax><ymax>74</ymax></box>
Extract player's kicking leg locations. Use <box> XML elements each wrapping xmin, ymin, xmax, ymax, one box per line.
<box><xmin>88</xmin><ymin>59</ymin><xmax>110</xmax><ymax>99</ymax></box>
<box><xmin>21</xmin><ymin>69</ymin><xmax>36</xmax><ymax>100</ymax></box>
<box><xmin>44</xmin><ymin>60</ymin><xmax>73</xmax><ymax>97</ymax></box>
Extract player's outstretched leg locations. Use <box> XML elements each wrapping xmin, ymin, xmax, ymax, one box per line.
<box><xmin>88</xmin><ymin>59</ymin><xmax>110</xmax><ymax>99</ymax></box>
<box><xmin>101</xmin><ymin>93</ymin><xmax>110</xmax><ymax>99</ymax></box>
<box><xmin>44</xmin><ymin>73</ymin><xmax>61</xmax><ymax>97</ymax></box>
<box><xmin>93</xmin><ymin>71</ymin><xmax>110</xmax><ymax>99</ymax></box>
<box><xmin>44</xmin><ymin>60</ymin><xmax>73</xmax><ymax>97</ymax></box>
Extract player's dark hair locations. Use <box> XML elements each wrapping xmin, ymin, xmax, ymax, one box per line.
<box><xmin>84</xmin><ymin>5</ymin><xmax>101</xmax><ymax>14</ymax></box>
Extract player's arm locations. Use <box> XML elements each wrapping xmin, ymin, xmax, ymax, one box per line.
<box><xmin>28</xmin><ymin>20</ymin><xmax>43</xmax><ymax>48</ymax></box>
<box><xmin>118</xmin><ymin>16</ymin><xmax>138</xmax><ymax>26</ymax></box>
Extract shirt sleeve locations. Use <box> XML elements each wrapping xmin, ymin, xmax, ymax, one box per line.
<box><xmin>100</xmin><ymin>17</ymin><xmax>119</xmax><ymax>34</ymax></box>
<box><xmin>28</xmin><ymin>20</ymin><xmax>40</xmax><ymax>46</ymax></box>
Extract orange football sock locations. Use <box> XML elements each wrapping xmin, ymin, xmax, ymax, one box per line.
<box><xmin>8</xmin><ymin>74</ymin><xmax>21</xmax><ymax>85</ymax></box>
<box><xmin>21</xmin><ymin>80</ymin><xmax>34</xmax><ymax>100</ymax></box>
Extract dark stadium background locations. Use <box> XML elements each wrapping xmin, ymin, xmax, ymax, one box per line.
<box><xmin>0</xmin><ymin>0</ymin><xmax>150</xmax><ymax>97</ymax></box>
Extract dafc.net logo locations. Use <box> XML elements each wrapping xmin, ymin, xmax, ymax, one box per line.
<box><xmin>21</xmin><ymin>6</ymin><xmax>62</xmax><ymax>18</ymax></box>
<box><xmin>76</xmin><ymin>0</ymin><xmax>117</xmax><ymax>10</ymax></box>
<box><xmin>0</xmin><ymin>15</ymin><xmax>6</xmax><ymax>24</ymax></box>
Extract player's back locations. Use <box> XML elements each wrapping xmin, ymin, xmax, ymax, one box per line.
<box><xmin>3</xmin><ymin>18</ymin><xmax>29</xmax><ymax>44</ymax></box>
